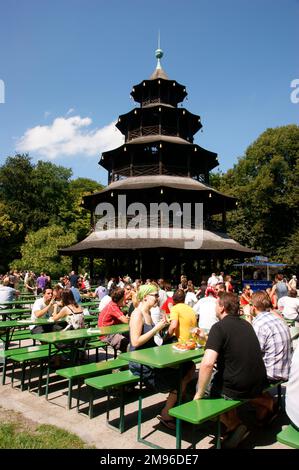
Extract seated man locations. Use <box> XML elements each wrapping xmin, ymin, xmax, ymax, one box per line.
<box><xmin>194</xmin><ymin>292</ymin><xmax>268</xmax><ymax>448</ymax></box>
<box><xmin>30</xmin><ymin>287</ymin><xmax>62</xmax><ymax>334</ymax></box>
<box><xmin>98</xmin><ymin>287</ymin><xmax>129</xmax><ymax>353</ymax></box>
<box><xmin>0</xmin><ymin>277</ymin><xmax>19</xmax><ymax>308</ymax></box>
<box><xmin>164</xmin><ymin>289</ymin><xmax>197</xmax><ymax>343</ymax></box>
<box><xmin>278</xmin><ymin>289</ymin><xmax>299</xmax><ymax>322</ymax></box>
<box><xmin>193</xmin><ymin>286</ymin><xmax>218</xmax><ymax>331</ymax></box>
<box><xmin>249</xmin><ymin>291</ymin><xmax>292</xmax><ymax>424</ymax></box>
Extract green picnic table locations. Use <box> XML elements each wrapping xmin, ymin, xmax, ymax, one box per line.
<box><xmin>120</xmin><ymin>343</ymin><xmax>204</xmax><ymax>449</ymax></box>
<box><xmin>0</xmin><ymin>308</ymin><xmax>31</xmax><ymax>321</ymax></box>
<box><xmin>0</xmin><ymin>299</ymin><xmax>36</xmax><ymax>307</ymax></box>
<box><xmin>33</xmin><ymin>324</ymin><xmax>129</xmax><ymax>399</ymax></box>
<box><xmin>0</xmin><ymin>318</ymin><xmax>61</xmax><ymax>350</ymax></box>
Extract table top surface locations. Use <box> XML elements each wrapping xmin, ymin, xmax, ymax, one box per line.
<box><xmin>120</xmin><ymin>343</ymin><xmax>204</xmax><ymax>368</ymax></box>
<box><xmin>0</xmin><ymin>318</ymin><xmax>65</xmax><ymax>328</ymax></box>
<box><xmin>33</xmin><ymin>323</ymin><xmax>129</xmax><ymax>343</ymax></box>
<box><xmin>0</xmin><ymin>299</ymin><xmax>36</xmax><ymax>306</ymax></box>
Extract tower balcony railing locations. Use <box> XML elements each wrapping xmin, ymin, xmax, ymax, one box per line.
<box><xmin>142</xmin><ymin>97</ymin><xmax>177</xmax><ymax>107</ymax></box>
<box><xmin>109</xmin><ymin>165</ymin><xmax>206</xmax><ymax>182</ymax></box>
<box><xmin>128</xmin><ymin>125</ymin><xmax>182</xmax><ymax>141</ymax></box>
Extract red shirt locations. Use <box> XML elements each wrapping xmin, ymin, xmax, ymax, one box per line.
<box><xmin>161</xmin><ymin>297</ymin><xmax>174</xmax><ymax>315</ymax></box>
<box><xmin>240</xmin><ymin>294</ymin><xmax>251</xmax><ymax>306</ymax></box>
<box><xmin>98</xmin><ymin>300</ymin><xmax>124</xmax><ymax>327</ymax></box>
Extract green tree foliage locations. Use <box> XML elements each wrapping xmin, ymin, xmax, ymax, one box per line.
<box><xmin>214</xmin><ymin>125</ymin><xmax>299</xmax><ymax>264</ymax></box>
<box><xmin>11</xmin><ymin>225</ymin><xmax>77</xmax><ymax>278</ymax></box>
<box><xmin>59</xmin><ymin>177</ymin><xmax>103</xmax><ymax>240</ymax></box>
<box><xmin>0</xmin><ymin>155</ymin><xmax>71</xmax><ymax>232</ymax></box>
<box><xmin>0</xmin><ymin>154</ymin><xmax>103</xmax><ymax>271</ymax></box>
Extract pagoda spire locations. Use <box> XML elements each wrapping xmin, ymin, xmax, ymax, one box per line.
<box><xmin>156</xmin><ymin>30</ymin><xmax>163</xmax><ymax>69</ymax></box>
<box><xmin>150</xmin><ymin>35</ymin><xmax>168</xmax><ymax>80</ymax></box>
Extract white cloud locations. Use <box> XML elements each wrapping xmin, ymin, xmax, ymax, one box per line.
<box><xmin>66</xmin><ymin>108</ymin><xmax>75</xmax><ymax>115</ymax></box>
<box><xmin>44</xmin><ymin>111</ymin><xmax>51</xmax><ymax>119</ymax></box>
<box><xmin>16</xmin><ymin>115</ymin><xmax>124</xmax><ymax>159</ymax></box>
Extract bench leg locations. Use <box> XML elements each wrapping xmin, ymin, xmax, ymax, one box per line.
<box><xmin>119</xmin><ymin>386</ymin><xmax>125</xmax><ymax>433</ymax></box>
<box><xmin>137</xmin><ymin>392</ymin><xmax>143</xmax><ymax>441</ymax></box>
<box><xmin>67</xmin><ymin>378</ymin><xmax>73</xmax><ymax>410</ymax></box>
<box><xmin>28</xmin><ymin>363</ymin><xmax>32</xmax><ymax>391</ymax></box>
<box><xmin>2</xmin><ymin>358</ymin><xmax>7</xmax><ymax>385</ymax></box>
<box><xmin>77</xmin><ymin>379</ymin><xmax>82</xmax><ymax>412</ymax></box>
<box><xmin>20</xmin><ymin>363</ymin><xmax>26</xmax><ymax>391</ymax></box>
<box><xmin>88</xmin><ymin>386</ymin><xmax>94</xmax><ymax>419</ymax></box>
<box><xmin>11</xmin><ymin>361</ymin><xmax>15</xmax><ymax>387</ymax></box>
<box><xmin>175</xmin><ymin>419</ymin><xmax>182</xmax><ymax>449</ymax></box>
<box><xmin>38</xmin><ymin>361</ymin><xmax>44</xmax><ymax>396</ymax></box>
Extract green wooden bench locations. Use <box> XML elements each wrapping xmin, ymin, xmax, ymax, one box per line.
<box><xmin>0</xmin><ymin>344</ymin><xmax>48</xmax><ymax>385</ymax></box>
<box><xmin>169</xmin><ymin>380</ymin><xmax>285</xmax><ymax>449</ymax></box>
<box><xmin>9</xmin><ymin>346</ymin><xmax>63</xmax><ymax>394</ymax></box>
<box><xmin>85</xmin><ymin>370</ymin><xmax>139</xmax><ymax>433</ymax></box>
<box><xmin>79</xmin><ymin>339</ymin><xmax>108</xmax><ymax>362</ymax></box>
<box><xmin>56</xmin><ymin>357</ymin><xmax>129</xmax><ymax>409</ymax></box>
<box><xmin>277</xmin><ymin>424</ymin><xmax>299</xmax><ymax>449</ymax></box>
<box><xmin>169</xmin><ymin>397</ymin><xmax>242</xmax><ymax>449</ymax></box>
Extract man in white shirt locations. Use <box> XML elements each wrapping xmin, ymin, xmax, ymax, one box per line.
<box><xmin>0</xmin><ymin>277</ymin><xmax>19</xmax><ymax>308</ymax></box>
<box><xmin>207</xmin><ymin>273</ymin><xmax>218</xmax><ymax>288</ymax></box>
<box><xmin>30</xmin><ymin>287</ymin><xmax>61</xmax><ymax>334</ymax></box>
<box><xmin>193</xmin><ymin>287</ymin><xmax>218</xmax><ymax>331</ymax></box>
<box><xmin>278</xmin><ymin>289</ymin><xmax>299</xmax><ymax>321</ymax></box>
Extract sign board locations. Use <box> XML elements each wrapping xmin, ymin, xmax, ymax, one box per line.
<box><xmin>243</xmin><ymin>280</ymin><xmax>272</xmax><ymax>292</ymax></box>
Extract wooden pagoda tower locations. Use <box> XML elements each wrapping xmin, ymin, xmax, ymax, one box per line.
<box><xmin>60</xmin><ymin>48</ymin><xmax>257</xmax><ymax>280</ymax></box>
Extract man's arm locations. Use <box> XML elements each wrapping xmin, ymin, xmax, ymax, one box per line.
<box><xmin>34</xmin><ymin>299</ymin><xmax>55</xmax><ymax>318</ymax></box>
<box><xmin>194</xmin><ymin>349</ymin><xmax>218</xmax><ymax>399</ymax></box>
<box><xmin>167</xmin><ymin>318</ymin><xmax>178</xmax><ymax>337</ymax></box>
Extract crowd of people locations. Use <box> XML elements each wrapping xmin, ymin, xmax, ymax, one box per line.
<box><xmin>0</xmin><ymin>268</ymin><xmax>298</xmax><ymax>448</ymax></box>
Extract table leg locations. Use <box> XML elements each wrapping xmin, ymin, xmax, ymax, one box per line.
<box><xmin>45</xmin><ymin>344</ymin><xmax>51</xmax><ymax>400</ymax></box>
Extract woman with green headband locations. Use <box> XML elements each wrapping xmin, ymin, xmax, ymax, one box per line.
<box><xmin>129</xmin><ymin>284</ymin><xmax>195</xmax><ymax>430</ymax></box>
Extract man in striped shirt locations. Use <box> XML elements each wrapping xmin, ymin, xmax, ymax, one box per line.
<box><xmin>249</xmin><ymin>290</ymin><xmax>291</xmax><ymax>425</ymax></box>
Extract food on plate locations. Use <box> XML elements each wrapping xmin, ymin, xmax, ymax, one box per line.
<box><xmin>172</xmin><ymin>340</ymin><xmax>197</xmax><ymax>351</ymax></box>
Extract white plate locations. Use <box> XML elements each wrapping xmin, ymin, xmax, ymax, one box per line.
<box><xmin>172</xmin><ymin>344</ymin><xmax>200</xmax><ymax>352</ymax></box>
<box><xmin>87</xmin><ymin>328</ymin><xmax>101</xmax><ymax>334</ymax></box>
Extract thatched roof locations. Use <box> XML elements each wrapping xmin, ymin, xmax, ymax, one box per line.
<box><xmin>59</xmin><ymin>228</ymin><xmax>258</xmax><ymax>256</ymax></box>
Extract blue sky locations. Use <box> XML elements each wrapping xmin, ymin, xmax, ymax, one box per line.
<box><xmin>0</xmin><ymin>0</ymin><xmax>298</xmax><ymax>185</ymax></box>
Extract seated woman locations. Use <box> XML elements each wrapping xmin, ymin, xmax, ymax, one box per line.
<box><xmin>98</xmin><ymin>287</ymin><xmax>129</xmax><ymax>353</ymax></box>
<box><xmin>129</xmin><ymin>284</ymin><xmax>195</xmax><ymax>430</ymax></box>
<box><xmin>240</xmin><ymin>285</ymin><xmax>252</xmax><ymax>307</ymax></box>
<box><xmin>51</xmin><ymin>289</ymin><xmax>84</xmax><ymax>329</ymax></box>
